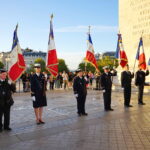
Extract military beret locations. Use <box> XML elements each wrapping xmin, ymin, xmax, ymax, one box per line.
<box><xmin>34</xmin><ymin>63</ymin><xmax>41</xmax><ymax>68</ymax></box>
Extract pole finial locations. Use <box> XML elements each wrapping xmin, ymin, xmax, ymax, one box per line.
<box><xmin>88</xmin><ymin>26</ymin><xmax>91</xmax><ymax>34</ymax></box>
<box><xmin>51</xmin><ymin>14</ymin><xmax>54</xmax><ymax>20</ymax></box>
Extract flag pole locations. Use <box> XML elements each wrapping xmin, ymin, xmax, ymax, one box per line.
<box><xmin>85</xmin><ymin>26</ymin><xmax>91</xmax><ymax>72</ymax></box>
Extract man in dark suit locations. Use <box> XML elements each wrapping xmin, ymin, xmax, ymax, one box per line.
<box><xmin>101</xmin><ymin>66</ymin><xmax>117</xmax><ymax>111</ymax></box>
<box><xmin>0</xmin><ymin>69</ymin><xmax>16</xmax><ymax>132</ymax></box>
<box><xmin>121</xmin><ymin>64</ymin><xmax>134</xmax><ymax>107</ymax></box>
<box><xmin>73</xmin><ymin>69</ymin><xmax>88</xmax><ymax>116</ymax></box>
<box><xmin>135</xmin><ymin>66</ymin><xmax>149</xmax><ymax>105</ymax></box>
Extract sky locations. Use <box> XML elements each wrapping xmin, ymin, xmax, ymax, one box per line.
<box><xmin>0</xmin><ymin>0</ymin><xmax>118</xmax><ymax>70</ymax></box>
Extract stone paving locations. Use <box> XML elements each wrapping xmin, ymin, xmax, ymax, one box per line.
<box><xmin>0</xmin><ymin>88</ymin><xmax>150</xmax><ymax>150</ymax></box>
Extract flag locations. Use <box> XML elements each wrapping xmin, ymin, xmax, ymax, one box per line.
<box><xmin>148</xmin><ymin>58</ymin><xmax>150</xmax><ymax>66</ymax></box>
<box><xmin>85</xmin><ymin>32</ymin><xmax>99</xmax><ymax>71</ymax></box>
<box><xmin>46</xmin><ymin>15</ymin><xmax>58</xmax><ymax>77</ymax></box>
<box><xmin>8</xmin><ymin>25</ymin><xmax>26</xmax><ymax>81</ymax></box>
<box><xmin>115</xmin><ymin>34</ymin><xmax>128</xmax><ymax>68</ymax></box>
<box><xmin>136</xmin><ymin>37</ymin><xmax>146</xmax><ymax>70</ymax></box>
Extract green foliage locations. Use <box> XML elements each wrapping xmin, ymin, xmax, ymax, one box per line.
<box><xmin>78</xmin><ymin>56</ymin><xmax>119</xmax><ymax>73</ymax></box>
<box><xmin>0</xmin><ymin>61</ymin><xmax>4</xmax><ymax>69</ymax></box>
<box><xmin>78</xmin><ymin>62</ymin><xmax>96</xmax><ymax>73</ymax></box>
<box><xmin>97</xmin><ymin>56</ymin><xmax>119</xmax><ymax>72</ymax></box>
<box><xmin>58</xmin><ymin>59</ymin><xmax>69</xmax><ymax>73</ymax></box>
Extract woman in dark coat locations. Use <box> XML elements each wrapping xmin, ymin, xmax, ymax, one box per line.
<box><xmin>30</xmin><ymin>64</ymin><xmax>47</xmax><ymax>124</ymax></box>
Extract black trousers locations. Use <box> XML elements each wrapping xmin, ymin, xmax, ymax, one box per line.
<box><xmin>76</xmin><ymin>94</ymin><xmax>86</xmax><ymax>114</ymax></box>
<box><xmin>103</xmin><ymin>90</ymin><xmax>111</xmax><ymax>110</ymax></box>
<box><xmin>138</xmin><ymin>85</ymin><xmax>144</xmax><ymax>103</ymax></box>
<box><xmin>0</xmin><ymin>106</ymin><xmax>11</xmax><ymax>129</ymax></box>
<box><xmin>124</xmin><ymin>86</ymin><xmax>131</xmax><ymax>106</ymax></box>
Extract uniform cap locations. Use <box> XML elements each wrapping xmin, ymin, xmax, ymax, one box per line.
<box><xmin>103</xmin><ymin>66</ymin><xmax>109</xmax><ymax>70</ymax></box>
<box><xmin>34</xmin><ymin>63</ymin><xmax>41</xmax><ymax>68</ymax></box>
<box><xmin>0</xmin><ymin>68</ymin><xmax>7</xmax><ymax>73</ymax></box>
<box><xmin>75</xmin><ymin>69</ymin><xmax>82</xmax><ymax>73</ymax></box>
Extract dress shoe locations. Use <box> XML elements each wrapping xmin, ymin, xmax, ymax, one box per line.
<box><xmin>138</xmin><ymin>102</ymin><xmax>146</xmax><ymax>105</ymax></box>
<box><xmin>39</xmin><ymin>120</ymin><xmax>45</xmax><ymax>124</ymax></box>
<box><xmin>125</xmin><ymin>105</ymin><xmax>133</xmax><ymax>107</ymax></box>
<box><xmin>36</xmin><ymin>121</ymin><xmax>41</xmax><ymax>125</ymax></box>
<box><xmin>109</xmin><ymin>108</ymin><xmax>114</xmax><ymax>111</ymax></box>
<box><xmin>4</xmin><ymin>127</ymin><xmax>12</xmax><ymax>131</ymax></box>
<box><xmin>77</xmin><ymin>113</ymin><xmax>82</xmax><ymax>117</ymax></box>
<box><xmin>82</xmin><ymin>113</ymin><xmax>88</xmax><ymax>116</ymax></box>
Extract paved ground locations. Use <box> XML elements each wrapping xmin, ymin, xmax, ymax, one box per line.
<box><xmin>0</xmin><ymin>88</ymin><xmax>150</xmax><ymax>150</ymax></box>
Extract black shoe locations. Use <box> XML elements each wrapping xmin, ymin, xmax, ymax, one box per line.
<box><xmin>4</xmin><ymin>127</ymin><xmax>12</xmax><ymax>131</ymax></box>
<box><xmin>39</xmin><ymin>120</ymin><xmax>45</xmax><ymax>124</ymax></box>
<box><xmin>138</xmin><ymin>102</ymin><xmax>146</xmax><ymax>105</ymax></box>
<box><xmin>36</xmin><ymin>121</ymin><xmax>41</xmax><ymax>125</ymax></box>
<box><xmin>125</xmin><ymin>105</ymin><xmax>133</xmax><ymax>107</ymax></box>
<box><xmin>78</xmin><ymin>113</ymin><xmax>82</xmax><ymax>117</ymax></box>
<box><xmin>109</xmin><ymin>108</ymin><xmax>114</xmax><ymax>111</ymax></box>
<box><xmin>82</xmin><ymin>113</ymin><xmax>88</xmax><ymax>116</ymax></box>
<box><xmin>105</xmin><ymin>109</ymin><xmax>109</xmax><ymax>111</ymax></box>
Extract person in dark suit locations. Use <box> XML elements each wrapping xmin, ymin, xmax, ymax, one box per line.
<box><xmin>135</xmin><ymin>65</ymin><xmax>149</xmax><ymax>105</ymax></box>
<box><xmin>121</xmin><ymin>64</ymin><xmax>134</xmax><ymax>107</ymax></box>
<box><xmin>30</xmin><ymin>64</ymin><xmax>47</xmax><ymax>124</ymax></box>
<box><xmin>0</xmin><ymin>69</ymin><xmax>16</xmax><ymax>132</ymax></box>
<box><xmin>73</xmin><ymin>69</ymin><xmax>88</xmax><ymax>116</ymax></box>
<box><xmin>100</xmin><ymin>66</ymin><xmax>117</xmax><ymax>111</ymax></box>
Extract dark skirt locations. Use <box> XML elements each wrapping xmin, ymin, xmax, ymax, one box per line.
<box><xmin>33</xmin><ymin>91</ymin><xmax>47</xmax><ymax>108</ymax></box>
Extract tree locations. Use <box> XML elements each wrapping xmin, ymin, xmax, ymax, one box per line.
<box><xmin>58</xmin><ymin>59</ymin><xmax>69</xmax><ymax>73</ymax></box>
<box><xmin>78</xmin><ymin>62</ymin><xmax>96</xmax><ymax>73</ymax></box>
<box><xmin>78</xmin><ymin>56</ymin><xmax>119</xmax><ymax>73</ymax></box>
<box><xmin>0</xmin><ymin>61</ymin><xmax>4</xmax><ymax>69</ymax></box>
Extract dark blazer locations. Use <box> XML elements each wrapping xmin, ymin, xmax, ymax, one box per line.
<box><xmin>101</xmin><ymin>71</ymin><xmax>117</xmax><ymax>91</ymax></box>
<box><xmin>31</xmin><ymin>73</ymin><xmax>47</xmax><ymax>108</ymax></box>
<box><xmin>0</xmin><ymin>80</ymin><xmax>16</xmax><ymax>107</ymax></box>
<box><xmin>73</xmin><ymin>76</ymin><xmax>87</xmax><ymax>95</ymax></box>
<box><xmin>121</xmin><ymin>71</ymin><xmax>134</xmax><ymax>88</ymax></box>
<box><xmin>135</xmin><ymin>70</ymin><xmax>149</xmax><ymax>86</ymax></box>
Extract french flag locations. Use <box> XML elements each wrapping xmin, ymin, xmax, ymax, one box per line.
<box><xmin>136</xmin><ymin>37</ymin><xmax>146</xmax><ymax>70</ymax></box>
<box><xmin>115</xmin><ymin>34</ymin><xmax>128</xmax><ymax>68</ymax></box>
<box><xmin>46</xmin><ymin>15</ymin><xmax>58</xmax><ymax>77</ymax></box>
<box><xmin>85</xmin><ymin>32</ymin><xmax>99</xmax><ymax>71</ymax></box>
<box><xmin>8</xmin><ymin>25</ymin><xmax>26</xmax><ymax>81</ymax></box>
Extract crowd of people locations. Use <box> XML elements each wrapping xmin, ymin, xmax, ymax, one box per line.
<box><xmin>0</xmin><ymin>63</ymin><xmax>150</xmax><ymax>132</ymax></box>
<box><xmin>20</xmin><ymin>70</ymin><xmax>100</xmax><ymax>92</ymax></box>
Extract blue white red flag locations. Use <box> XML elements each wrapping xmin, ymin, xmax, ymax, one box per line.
<box><xmin>115</xmin><ymin>33</ymin><xmax>128</xmax><ymax>68</ymax></box>
<box><xmin>85</xmin><ymin>32</ymin><xmax>99</xmax><ymax>71</ymax></box>
<box><xmin>8</xmin><ymin>25</ymin><xmax>26</xmax><ymax>81</ymax></box>
<box><xmin>136</xmin><ymin>37</ymin><xmax>146</xmax><ymax>70</ymax></box>
<box><xmin>46</xmin><ymin>15</ymin><xmax>58</xmax><ymax>77</ymax></box>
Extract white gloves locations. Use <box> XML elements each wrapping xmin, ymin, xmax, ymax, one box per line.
<box><xmin>74</xmin><ymin>94</ymin><xmax>78</xmax><ymax>98</ymax></box>
<box><xmin>31</xmin><ymin>96</ymin><xmax>36</xmax><ymax>101</ymax></box>
<box><xmin>102</xmin><ymin>90</ymin><xmax>105</xmax><ymax>93</ymax></box>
